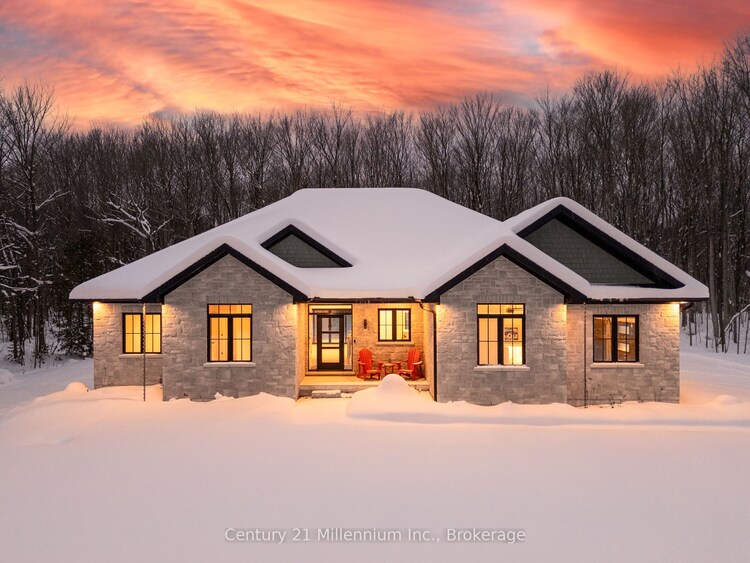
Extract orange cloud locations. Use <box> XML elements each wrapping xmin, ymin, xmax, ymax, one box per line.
<box><xmin>508</xmin><ymin>0</ymin><xmax>750</xmax><ymax>76</ymax></box>
<box><xmin>0</xmin><ymin>0</ymin><xmax>746</xmax><ymax>128</ymax></box>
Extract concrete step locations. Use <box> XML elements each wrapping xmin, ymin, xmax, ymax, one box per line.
<box><xmin>311</xmin><ymin>389</ymin><xmax>342</xmax><ymax>399</ymax></box>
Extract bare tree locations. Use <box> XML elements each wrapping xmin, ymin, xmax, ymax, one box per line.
<box><xmin>0</xmin><ymin>83</ymin><xmax>67</xmax><ymax>365</ymax></box>
<box><xmin>452</xmin><ymin>93</ymin><xmax>502</xmax><ymax>213</ymax></box>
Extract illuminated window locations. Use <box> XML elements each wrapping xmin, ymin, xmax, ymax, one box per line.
<box><xmin>593</xmin><ymin>315</ymin><xmax>638</xmax><ymax>362</ymax></box>
<box><xmin>122</xmin><ymin>313</ymin><xmax>161</xmax><ymax>354</ymax></box>
<box><xmin>378</xmin><ymin>309</ymin><xmax>410</xmax><ymax>341</ymax></box>
<box><xmin>477</xmin><ymin>304</ymin><xmax>525</xmax><ymax>366</ymax></box>
<box><xmin>208</xmin><ymin>304</ymin><xmax>252</xmax><ymax>362</ymax></box>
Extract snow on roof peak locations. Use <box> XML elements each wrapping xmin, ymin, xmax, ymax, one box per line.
<box><xmin>70</xmin><ymin>188</ymin><xmax>708</xmax><ymax>302</ymax></box>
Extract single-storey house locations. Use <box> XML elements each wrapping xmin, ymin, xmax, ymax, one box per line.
<box><xmin>70</xmin><ymin>188</ymin><xmax>708</xmax><ymax>405</ymax></box>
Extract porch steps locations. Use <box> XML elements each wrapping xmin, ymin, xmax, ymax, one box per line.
<box><xmin>311</xmin><ymin>389</ymin><xmax>342</xmax><ymax>399</ymax></box>
<box><xmin>299</xmin><ymin>376</ymin><xmax>430</xmax><ymax>398</ymax></box>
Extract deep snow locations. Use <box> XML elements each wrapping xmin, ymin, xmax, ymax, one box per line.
<box><xmin>0</xmin><ymin>347</ymin><xmax>748</xmax><ymax>562</ymax></box>
<box><xmin>0</xmin><ymin>356</ymin><xmax>93</xmax><ymax>417</ymax></box>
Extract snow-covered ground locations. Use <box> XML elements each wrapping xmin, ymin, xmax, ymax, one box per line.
<box><xmin>1</xmin><ymin>348</ymin><xmax>749</xmax><ymax>562</ymax></box>
<box><xmin>0</xmin><ymin>356</ymin><xmax>93</xmax><ymax>417</ymax></box>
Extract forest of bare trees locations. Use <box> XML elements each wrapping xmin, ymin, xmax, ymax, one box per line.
<box><xmin>1</xmin><ymin>38</ymin><xmax>750</xmax><ymax>365</ymax></box>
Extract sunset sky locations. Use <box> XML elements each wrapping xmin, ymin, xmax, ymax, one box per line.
<box><xmin>1</xmin><ymin>0</ymin><xmax>749</xmax><ymax>128</ymax></box>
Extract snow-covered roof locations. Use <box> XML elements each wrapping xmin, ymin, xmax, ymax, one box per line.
<box><xmin>69</xmin><ymin>189</ymin><xmax>709</xmax><ymax>302</ymax></box>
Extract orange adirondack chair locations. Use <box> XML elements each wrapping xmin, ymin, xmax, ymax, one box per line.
<box><xmin>396</xmin><ymin>348</ymin><xmax>423</xmax><ymax>380</ymax></box>
<box><xmin>357</xmin><ymin>348</ymin><xmax>382</xmax><ymax>380</ymax></box>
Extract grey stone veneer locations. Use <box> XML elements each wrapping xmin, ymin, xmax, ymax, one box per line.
<box><xmin>91</xmin><ymin>256</ymin><xmax>680</xmax><ymax>406</ymax></box>
<box><xmin>93</xmin><ymin>303</ymin><xmax>163</xmax><ymax>388</ymax></box>
<box><xmin>566</xmin><ymin>303</ymin><xmax>680</xmax><ymax>405</ymax></box>
<box><xmin>161</xmin><ymin>255</ymin><xmax>298</xmax><ymax>400</ymax></box>
<box><xmin>437</xmin><ymin>256</ymin><xmax>568</xmax><ymax>405</ymax></box>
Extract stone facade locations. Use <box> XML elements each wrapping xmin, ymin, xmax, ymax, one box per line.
<box><xmin>421</xmin><ymin>305</ymin><xmax>436</xmax><ymax>396</ymax></box>
<box><xmin>162</xmin><ymin>255</ymin><xmax>298</xmax><ymax>400</ymax></box>
<box><xmin>93</xmin><ymin>302</ymin><xmax>164</xmax><ymax>388</ymax></box>
<box><xmin>295</xmin><ymin>303</ymin><xmax>307</xmax><ymax>386</ymax></box>
<box><xmin>566</xmin><ymin>303</ymin><xmax>680</xmax><ymax>405</ymax></box>
<box><xmin>91</xmin><ymin>255</ymin><xmax>680</xmax><ymax>406</ymax></box>
<box><xmin>437</xmin><ymin>256</ymin><xmax>568</xmax><ymax>405</ymax></box>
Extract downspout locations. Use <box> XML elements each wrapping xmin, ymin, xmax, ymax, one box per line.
<box><xmin>418</xmin><ymin>301</ymin><xmax>438</xmax><ymax>402</ymax></box>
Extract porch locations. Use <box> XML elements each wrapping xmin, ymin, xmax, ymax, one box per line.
<box><xmin>300</xmin><ymin>301</ymin><xmax>433</xmax><ymax>397</ymax></box>
<box><xmin>299</xmin><ymin>375</ymin><xmax>430</xmax><ymax>397</ymax></box>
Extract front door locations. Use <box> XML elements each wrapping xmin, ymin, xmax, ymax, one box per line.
<box><xmin>317</xmin><ymin>314</ymin><xmax>345</xmax><ymax>370</ymax></box>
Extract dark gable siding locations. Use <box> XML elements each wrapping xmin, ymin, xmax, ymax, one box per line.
<box><xmin>524</xmin><ymin>218</ymin><xmax>654</xmax><ymax>285</ymax></box>
<box><xmin>261</xmin><ymin>225</ymin><xmax>352</xmax><ymax>269</ymax></box>
<box><xmin>266</xmin><ymin>234</ymin><xmax>342</xmax><ymax>268</ymax></box>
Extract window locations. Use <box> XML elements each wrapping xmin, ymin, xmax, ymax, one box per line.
<box><xmin>477</xmin><ymin>304</ymin><xmax>525</xmax><ymax>366</ymax></box>
<box><xmin>378</xmin><ymin>308</ymin><xmax>410</xmax><ymax>341</ymax></box>
<box><xmin>208</xmin><ymin>304</ymin><xmax>252</xmax><ymax>362</ymax></box>
<box><xmin>593</xmin><ymin>315</ymin><xmax>638</xmax><ymax>362</ymax></box>
<box><xmin>122</xmin><ymin>313</ymin><xmax>161</xmax><ymax>354</ymax></box>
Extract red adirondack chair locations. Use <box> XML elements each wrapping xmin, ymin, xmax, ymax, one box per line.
<box><xmin>357</xmin><ymin>348</ymin><xmax>382</xmax><ymax>380</ymax></box>
<box><xmin>396</xmin><ymin>348</ymin><xmax>423</xmax><ymax>380</ymax></box>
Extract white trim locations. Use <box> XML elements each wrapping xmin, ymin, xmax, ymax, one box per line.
<box><xmin>589</xmin><ymin>362</ymin><xmax>645</xmax><ymax>370</ymax></box>
<box><xmin>202</xmin><ymin>362</ymin><xmax>256</xmax><ymax>368</ymax></box>
<box><xmin>473</xmin><ymin>365</ymin><xmax>530</xmax><ymax>372</ymax></box>
<box><xmin>375</xmin><ymin>341</ymin><xmax>413</xmax><ymax>347</ymax></box>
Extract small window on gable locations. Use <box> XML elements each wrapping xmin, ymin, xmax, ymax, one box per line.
<box><xmin>261</xmin><ymin>226</ymin><xmax>351</xmax><ymax>268</ymax></box>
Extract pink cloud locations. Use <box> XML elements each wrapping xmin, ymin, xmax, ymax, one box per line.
<box><xmin>0</xmin><ymin>0</ymin><xmax>746</xmax><ymax>127</ymax></box>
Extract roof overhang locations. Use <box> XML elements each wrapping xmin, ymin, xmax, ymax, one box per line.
<box><xmin>72</xmin><ymin>244</ymin><xmax>308</xmax><ymax>303</ymax></box>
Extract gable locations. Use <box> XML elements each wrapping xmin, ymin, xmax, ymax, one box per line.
<box><xmin>164</xmin><ymin>254</ymin><xmax>294</xmax><ymax>304</ymax></box>
<box><xmin>423</xmin><ymin>244</ymin><xmax>587</xmax><ymax>303</ymax></box>
<box><xmin>518</xmin><ymin>207</ymin><xmax>681</xmax><ymax>288</ymax></box>
<box><xmin>441</xmin><ymin>254</ymin><xmax>566</xmax><ymax>304</ymax></box>
<box><xmin>143</xmin><ymin>244</ymin><xmax>307</xmax><ymax>302</ymax></box>
<box><xmin>261</xmin><ymin>225</ymin><xmax>352</xmax><ymax>268</ymax></box>
<box><xmin>524</xmin><ymin>218</ymin><xmax>654</xmax><ymax>285</ymax></box>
